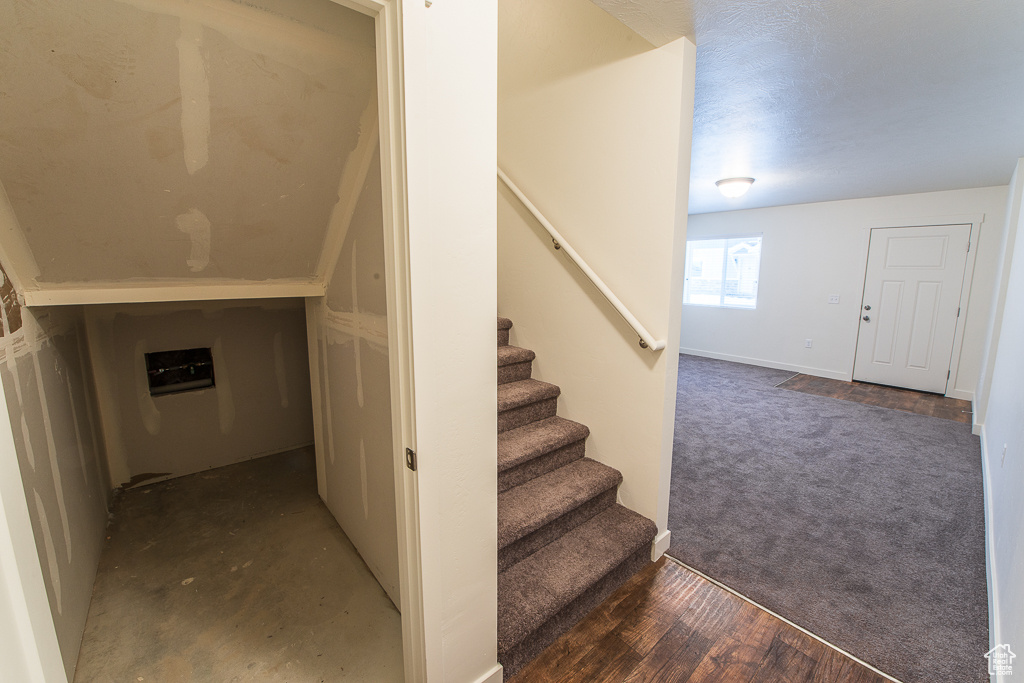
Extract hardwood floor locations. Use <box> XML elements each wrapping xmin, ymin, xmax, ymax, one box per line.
<box><xmin>510</xmin><ymin>558</ymin><xmax>893</xmax><ymax>683</ymax></box>
<box><xmin>776</xmin><ymin>374</ymin><xmax>972</xmax><ymax>423</ymax></box>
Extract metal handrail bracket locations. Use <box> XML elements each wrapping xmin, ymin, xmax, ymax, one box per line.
<box><xmin>497</xmin><ymin>166</ymin><xmax>666</xmax><ymax>352</ymax></box>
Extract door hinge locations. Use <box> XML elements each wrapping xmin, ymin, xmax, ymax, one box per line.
<box><xmin>405</xmin><ymin>447</ymin><xmax>417</xmax><ymax>472</ymax></box>
<box><xmin>947</xmin><ymin>370</ymin><xmax>951</xmax><ymax>380</ymax></box>
<box><xmin>967</xmin><ymin>241</ymin><xmax>971</xmax><ymax>253</ymax></box>
<box><xmin>957</xmin><ymin>307</ymin><xmax>961</xmax><ymax>318</ymax></box>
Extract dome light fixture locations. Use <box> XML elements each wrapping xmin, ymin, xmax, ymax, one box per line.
<box><xmin>716</xmin><ymin>177</ymin><xmax>755</xmax><ymax>198</ymax></box>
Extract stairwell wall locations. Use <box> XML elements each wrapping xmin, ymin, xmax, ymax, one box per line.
<box><xmin>974</xmin><ymin>158</ymin><xmax>1024</xmax><ymax>675</ymax></box>
<box><xmin>497</xmin><ymin>0</ymin><xmax>695</xmax><ymax>548</ymax></box>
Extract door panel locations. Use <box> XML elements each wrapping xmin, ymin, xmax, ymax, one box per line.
<box><xmin>906</xmin><ymin>281</ymin><xmax>941</xmax><ymax>370</ymax></box>
<box><xmin>853</xmin><ymin>224</ymin><xmax>971</xmax><ymax>393</ymax></box>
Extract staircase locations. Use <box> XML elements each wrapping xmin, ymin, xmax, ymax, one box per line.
<box><xmin>496</xmin><ymin>317</ymin><xmax>657</xmax><ymax>678</ymax></box>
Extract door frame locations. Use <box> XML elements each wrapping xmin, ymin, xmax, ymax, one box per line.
<box><xmin>330</xmin><ymin>2</ymin><xmax>426</xmax><ymax>681</ymax></box>
<box><xmin>0</xmin><ymin>3</ymin><xmax>425</xmax><ymax>680</ymax></box>
<box><xmin>853</xmin><ymin>213</ymin><xmax>984</xmax><ymax>399</ymax></box>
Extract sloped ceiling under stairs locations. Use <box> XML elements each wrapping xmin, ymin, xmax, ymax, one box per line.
<box><xmin>0</xmin><ymin>0</ymin><xmax>378</xmax><ymax>304</ymax></box>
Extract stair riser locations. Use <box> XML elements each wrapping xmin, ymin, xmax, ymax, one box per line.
<box><xmin>498</xmin><ymin>440</ymin><xmax>586</xmax><ymax>493</ymax></box>
<box><xmin>498</xmin><ymin>488</ymin><xmax>617</xmax><ymax>573</ymax></box>
<box><xmin>498</xmin><ymin>329</ymin><xmax>510</xmax><ymax>346</ymax></box>
<box><xmin>498</xmin><ymin>398</ymin><xmax>557</xmax><ymax>433</ymax></box>
<box><xmin>498</xmin><ymin>546</ymin><xmax>651</xmax><ymax>679</ymax></box>
<box><xmin>498</xmin><ymin>360</ymin><xmax>533</xmax><ymax>385</ymax></box>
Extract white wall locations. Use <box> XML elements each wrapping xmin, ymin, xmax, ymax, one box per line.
<box><xmin>0</xmin><ymin>291</ymin><xmax>108</xmax><ymax>681</ymax></box>
<box><xmin>85</xmin><ymin>299</ymin><xmax>314</xmax><ymax>487</ymax></box>
<box><xmin>974</xmin><ymin>158</ymin><xmax>1024</xmax><ymax>677</ymax></box>
<box><xmin>306</xmin><ymin>148</ymin><xmax>400</xmax><ymax>606</ymax></box>
<box><xmin>683</xmin><ymin>185</ymin><xmax>1009</xmax><ymax>398</ymax></box>
<box><xmin>401</xmin><ymin>0</ymin><xmax>500</xmax><ymax>680</ymax></box>
<box><xmin>497</xmin><ymin>0</ymin><xmax>695</xmax><ymax>549</ymax></box>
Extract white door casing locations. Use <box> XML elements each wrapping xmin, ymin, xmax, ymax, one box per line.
<box><xmin>853</xmin><ymin>224</ymin><xmax>972</xmax><ymax>393</ymax></box>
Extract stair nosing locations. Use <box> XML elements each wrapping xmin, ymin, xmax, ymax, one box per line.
<box><xmin>497</xmin><ymin>504</ymin><xmax>658</xmax><ymax>652</ymax></box>
<box><xmin>498</xmin><ymin>345</ymin><xmax>536</xmax><ymax>367</ymax></box>
<box><xmin>498</xmin><ymin>458</ymin><xmax>621</xmax><ymax>550</ymax></box>
<box><xmin>498</xmin><ymin>417</ymin><xmax>589</xmax><ymax>473</ymax></box>
<box><xmin>497</xmin><ymin>379</ymin><xmax>560</xmax><ymax>413</ymax></box>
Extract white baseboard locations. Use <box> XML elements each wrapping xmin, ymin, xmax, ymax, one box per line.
<box><xmin>473</xmin><ymin>663</ymin><xmax>503</xmax><ymax>683</ymax></box>
<box><xmin>978</xmin><ymin>424</ymin><xmax>1002</xmax><ymax>680</ymax></box>
<box><xmin>679</xmin><ymin>348</ymin><xmax>851</xmax><ymax>382</ymax></box>
<box><xmin>651</xmin><ymin>529</ymin><xmax>671</xmax><ymax>561</ymax></box>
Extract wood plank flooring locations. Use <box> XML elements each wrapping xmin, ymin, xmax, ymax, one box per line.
<box><xmin>510</xmin><ymin>558</ymin><xmax>893</xmax><ymax>683</ymax></box>
<box><xmin>776</xmin><ymin>374</ymin><xmax>971</xmax><ymax>423</ymax></box>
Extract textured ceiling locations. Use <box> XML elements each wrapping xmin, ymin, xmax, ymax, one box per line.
<box><xmin>592</xmin><ymin>0</ymin><xmax>1024</xmax><ymax>214</ymax></box>
<box><xmin>0</xmin><ymin>0</ymin><xmax>375</xmax><ymax>285</ymax></box>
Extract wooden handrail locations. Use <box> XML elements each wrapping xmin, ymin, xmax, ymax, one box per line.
<box><xmin>498</xmin><ymin>167</ymin><xmax>666</xmax><ymax>352</ymax></box>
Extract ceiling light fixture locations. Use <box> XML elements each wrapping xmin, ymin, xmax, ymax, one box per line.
<box><xmin>716</xmin><ymin>177</ymin><xmax>755</xmax><ymax>198</ymax></box>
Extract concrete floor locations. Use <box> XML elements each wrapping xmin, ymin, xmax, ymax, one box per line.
<box><xmin>74</xmin><ymin>447</ymin><xmax>403</xmax><ymax>682</ymax></box>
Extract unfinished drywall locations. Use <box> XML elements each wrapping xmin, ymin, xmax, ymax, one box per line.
<box><xmin>681</xmin><ymin>185</ymin><xmax>1009</xmax><ymax>399</ymax></box>
<box><xmin>498</xmin><ymin>0</ymin><xmax>695</xmax><ymax>549</ymax></box>
<box><xmin>85</xmin><ymin>299</ymin><xmax>313</xmax><ymax>487</ymax></box>
<box><xmin>974</xmin><ymin>158</ymin><xmax>1024</xmax><ymax>669</ymax></box>
<box><xmin>306</xmin><ymin>147</ymin><xmax>399</xmax><ymax>606</ymax></box>
<box><xmin>0</xmin><ymin>264</ymin><xmax>109</xmax><ymax>681</ymax></box>
<box><xmin>0</xmin><ymin>0</ymin><xmax>375</xmax><ymax>286</ymax></box>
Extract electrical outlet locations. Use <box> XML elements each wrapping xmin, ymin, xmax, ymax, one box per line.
<box><xmin>804</xmin><ymin>339</ymin><xmax>813</xmax><ymax>349</ymax></box>
<box><xmin>828</xmin><ymin>295</ymin><xmax>840</xmax><ymax>304</ymax></box>
<box><xmin>1003</xmin><ymin>444</ymin><xmax>1008</xmax><ymax>466</ymax></box>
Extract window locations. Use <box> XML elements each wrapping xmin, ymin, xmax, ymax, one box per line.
<box><xmin>683</xmin><ymin>235</ymin><xmax>762</xmax><ymax>309</ymax></box>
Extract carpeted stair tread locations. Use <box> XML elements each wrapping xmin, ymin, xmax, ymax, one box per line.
<box><xmin>498</xmin><ymin>317</ymin><xmax>513</xmax><ymax>330</ymax></box>
<box><xmin>498</xmin><ymin>344</ymin><xmax>536</xmax><ymax>367</ymax></box>
<box><xmin>497</xmin><ymin>379</ymin><xmax>560</xmax><ymax>413</ymax></box>
<box><xmin>497</xmin><ymin>503</ymin><xmax>657</xmax><ymax>654</ymax></box>
<box><xmin>498</xmin><ymin>417</ymin><xmax>589</xmax><ymax>474</ymax></box>
<box><xmin>498</xmin><ymin>458</ymin><xmax>621</xmax><ymax>551</ymax></box>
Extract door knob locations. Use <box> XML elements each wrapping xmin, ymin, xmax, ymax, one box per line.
<box><xmin>862</xmin><ymin>315</ymin><xmax>871</xmax><ymax>322</ymax></box>
<box><xmin>863</xmin><ymin>305</ymin><xmax>871</xmax><ymax>311</ymax></box>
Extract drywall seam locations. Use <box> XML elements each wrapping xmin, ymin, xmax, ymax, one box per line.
<box><xmin>30</xmin><ymin>357</ymin><xmax>71</xmax><ymax>561</ymax></box>
<box><xmin>174</xmin><ymin>209</ymin><xmax>212</xmax><ymax>273</ymax></box>
<box><xmin>316</xmin><ymin>93</ymin><xmax>381</xmax><ymax>281</ymax></box>
<box><xmin>323</xmin><ymin>310</ymin><xmax>388</xmax><ymax>350</ymax></box>
<box><xmin>273</xmin><ymin>331</ymin><xmax>289</xmax><ymax>408</ymax></box>
<box><xmin>176</xmin><ymin>20</ymin><xmax>210</xmax><ymax>176</ymax></box>
<box><xmin>212</xmin><ymin>337</ymin><xmax>235</xmax><ymax>434</ymax></box>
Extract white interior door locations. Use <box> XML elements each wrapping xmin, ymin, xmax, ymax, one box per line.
<box><xmin>853</xmin><ymin>224</ymin><xmax>971</xmax><ymax>393</ymax></box>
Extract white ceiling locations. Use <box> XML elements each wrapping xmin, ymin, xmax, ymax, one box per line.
<box><xmin>592</xmin><ymin>0</ymin><xmax>1024</xmax><ymax>215</ymax></box>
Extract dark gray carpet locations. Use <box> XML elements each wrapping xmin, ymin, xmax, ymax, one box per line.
<box><xmin>667</xmin><ymin>354</ymin><xmax>988</xmax><ymax>683</ymax></box>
